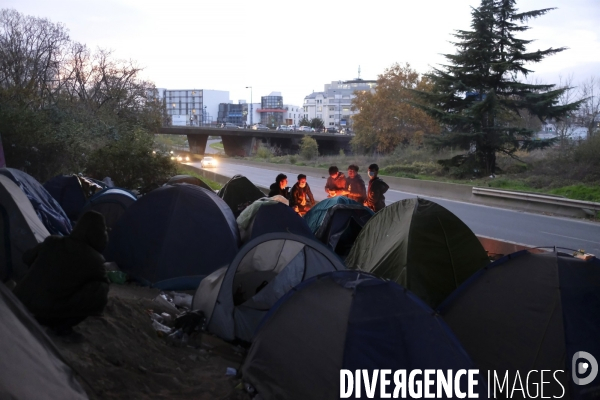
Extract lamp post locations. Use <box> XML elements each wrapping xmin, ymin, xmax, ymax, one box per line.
<box><xmin>246</xmin><ymin>86</ymin><xmax>253</xmax><ymax>126</ymax></box>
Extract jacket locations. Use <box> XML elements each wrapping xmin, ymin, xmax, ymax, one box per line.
<box><xmin>268</xmin><ymin>183</ymin><xmax>290</xmax><ymax>199</ymax></box>
<box><xmin>324</xmin><ymin>173</ymin><xmax>347</xmax><ymax>196</ymax></box>
<box><xmin>345</xmin><ymin>174</ymin><xmax>367</xmax><ymax>204</ymax></box>
<box><xmin>290</xmin><ymin>183</ymin><xmax>315</xmax><ymax>208</ymax></box>
<box><xmin>366</xmin><ymin>177</ymin><xmax>389</xmax><ymax>212</ymax></box>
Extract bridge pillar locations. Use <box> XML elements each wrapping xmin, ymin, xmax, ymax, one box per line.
<box><xmin>187</xmin><ymin>134</ymin><xmax>208</xmax><ymax>155</ymax></box>
<box><xmin>221</xmin><ymin>135</ymin><xmax>257</xmax><ymax>157</ymax></box>
<box><xmin>314</xmin><ymin>138</ymin><xmax>351</xmax><ymax>155</ymax></box>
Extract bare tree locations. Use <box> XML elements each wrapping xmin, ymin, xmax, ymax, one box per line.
<box><xmin>554</xmin><ymin>74</ymin><xmax>579</xmax><ymax>147</ymax></box>
<box><xmin>578</xmin><ymin>76</ymin><xmax>600</xmax><ymax>138</ymax></box>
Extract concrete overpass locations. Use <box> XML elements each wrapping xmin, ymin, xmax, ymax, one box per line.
<box><xmin>157</xmin><ymin>126</ymin><xmax>353</xmax><ymax>157</ymax></box>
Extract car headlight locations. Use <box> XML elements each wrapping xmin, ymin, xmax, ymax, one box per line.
<box><xmin>185</xmin><ymin>156</ymin><xmax>190</xmax><ymax>161</ymax></box>
<box><xmin>171</xmin><ymin>156</ymin><xmax>175</xmax><ymax>160</ymax></box>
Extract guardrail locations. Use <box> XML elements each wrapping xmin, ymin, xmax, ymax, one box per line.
<box><xmin>472</xmin><ymin>187</ymin><xmax>600</xmax><ymax>216</ymax></box>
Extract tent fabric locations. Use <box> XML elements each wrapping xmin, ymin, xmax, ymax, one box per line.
<box><xmin>237</xmin><ymin>201</ymin><xmax>314</xmax><ymax>243</ymax></box>
<box><xmin>346</xmin><ymin>198</ymin><xmax>489</xmax><ymax>308</ymax></box>
<box><xmin>166</xmin><ymin>175</ymin><xmax>212</xmax><ymax>191</ymax></box>
<box><xmin>79</xmin><ymin>188</ymin><xmax>137</xmax><ymax>230</ymax></box>
<box><xmin>105</xmin><ymin>184</ymin><xmax>239</xmax><ymax>290</ymax></box>
<box><xmin>0</xmin><ymin>168</ymin><xmax>72</xmax><ymax>236</ymax></box>
<box><xmin>44</xmin><ymin>175</ymin><xmax>106</xmax><ymax>223</ymax></box>
<box><xmin>0</xmin><ymin>282</ymin><xmax>88</xmax><ymax>399</ymax></box>
<box><xmin>0</xmin><ymin>175</ymin><xmax>50</xmax><ymax>282</ymax></box>
<box><xmin>218</xmin><ymin>175</ymin><xmax>266</xmax><ymax>217</ymax></box>
<box><xmin>193</xmin><ymin>232</ymin><xmax>345</xmax><ymax>343</ymax></box>
<box><xmin>242</xmin><ymin>271</ymin><xmax>482</xmax><ymax>400</ymax></box>
<box><xmin>314</xmin><ymin>204</ymin><xmax>374</xmax><ymax>258</ymax></box>
<box><xmin>438</xmin><ymin>250</ymin><xmax>600</xmax><ymax>399</ymax></box>
<box><xmin>303</xmin><ymin>196</ymin><xmax>360</xmax><ymax>234</ymax></box>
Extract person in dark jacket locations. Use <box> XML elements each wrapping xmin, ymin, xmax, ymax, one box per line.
<box><xmin>324</xmin><ymin>166</ymin><xmax>347</xmax><ymax>197</ymax></box>
<box><xmin>290</xmin><ymin>174</ymin><xmax>315</xmax><ymax>215</ymax></box>
<box><xmin>268</xmin><ymin>173</ymin><xmax>290</xmax><ymax>199</ymax></box>
<box><xmin>14</xmin><ymin>211</ymin><xmax>110</xmax><ymax>335</ymax></box>
<box><xmin>344</xmin><ymin>164</ymin><xmax>367</xmax><ymax>204</ymax></box>
<box><xmin>365</xmin><ymin>164</ymin><xmax>389</xmax><ymax>212</ymax></box>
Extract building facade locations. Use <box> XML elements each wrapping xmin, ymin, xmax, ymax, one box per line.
<box><xmin>259</xmin><ymin>92</ymin><xmax>285</xmax><ymax>128</ymax></box>
<box><xmin>218</xmin><ymin>102</ymin><xmax>249</xmax><ymax>126</ymax></box>
<box><xmin>303</xmin><ymin>79</ymin><xmax>376</xmax><ymax>130</ymax></box>
<box><xmin>157</xmin><ymin>88</ymin><xmax>229</xmax><ymax>126</ymax></box>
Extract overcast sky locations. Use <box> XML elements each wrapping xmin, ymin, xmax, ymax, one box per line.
<box><xmin>5</xmin><ymin>0</ymin><xmax>600</xmax><ymax>105</ymax></box>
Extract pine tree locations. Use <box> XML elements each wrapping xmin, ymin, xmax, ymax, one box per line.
<box><xmin>415</xmin><ymin>0</ymin><xmax>581</xmax><ymax>175</ymax></box>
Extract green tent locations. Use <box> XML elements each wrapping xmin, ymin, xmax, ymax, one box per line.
<box><xmin>346</xmin><ymin>198</ymin><xmax>489</xmax><ymax>308</ymax></box>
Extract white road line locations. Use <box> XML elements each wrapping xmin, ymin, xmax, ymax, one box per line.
<box><xmin>540</xmin><ymin>231</ymin><xmax>600</xmax><ymax>245</ymax></box>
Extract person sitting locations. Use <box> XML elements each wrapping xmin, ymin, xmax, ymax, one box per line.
<box><xmin>268</xmin><ymin>173</ymin><xmax>290</xmax><ymax>199</ymax></box>
<box><xmin>344</xmin><ymin>164</ymin><xmax>367</xmax><ymax>204</ymax></box>
<box><xmin>13</xmin><ymin>211</ymin><xmax>110</xmax><ymax>336</ymax></box>
<box><xmin>324</xmin><ymin>166</ymin><xmax>347</xmax><ymax>197</ymax></box>
<box><xmin>365</xmin><ymin>164</ymin><xmax>389</xmax><ymax>212</ymax></box>
<box><xmin>290</xmin><ymin>174</ymin><xmax>315</xmax><ymax>215</ymax></box>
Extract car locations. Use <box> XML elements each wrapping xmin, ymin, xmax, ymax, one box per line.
<box><xmin>276</xmin><ymin>125</ymin><xmax>293</xmax><ymax>131</ymax></box>
<box><xmin>326</xmin><ymin>127</ymin><xmax>339</xmax><ymax>134</ymax></box>
<box><xmin>170</xmin><ymin>153</ymin><xmax>190</xmax><ymax>163</ymax></box>
<box><xmin>251</xmin><ymin>124</ymin><xmax>270</xmax><ymax>130</ymax></box>
<box><xmin>298</xmin><ymin>126</ymin><xmax>313</xmax><ymax>132</ymax></box>
<box><xmin>222</xmin><ymin>123</ymin><xmax>241</xmax><ymax>129</ymax></box>
<box><xmin>201</xmin><ymin>156</ymin><xmax>217</xmax><ymax>168</ymax></box>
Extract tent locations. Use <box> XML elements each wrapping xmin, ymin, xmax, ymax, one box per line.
<box><xmin>44</xmin><ymin>175</ymin><xmax>106</xmax><ymax>223</ymax></box>
<box><xmin>0</xmin><ymin>282</ymin><xmax>88</xmax><ymax>399</ymax></box>
<box><xmin>237</xmin><ymin>200</ymin><xmax>314</xmax><ymax>243</ymax></box>
<box><xmin>79</xmin><ymin>188</ymin><xmax>137</xmax><ymax>230</ymax></box>
<box><xmin>217</xmin><ymin>175</ymin><xmax>265</xmax><ymax>217</ymax></box>
<box><xmin>242</xmin><ymin>271</ymin><xmax>484</xmax><ymax>400</ymax></box>
<box><xmin>314</xmin><ymin>204</ymin><xmax>374</xmax><ymax>258</ymax></box>
<box><xmin>346</xmin><ymin>198</ymin><xmax>489</xmax><ymax>308</ymax></box>
<box><xmin>0</xmin><ymin>175</ymin><xmax>50</xmax><ymax>283</ymax></box>
<box><xmin>166</xmin><ymin>174</ymin><xmax>212</xmax><ymax>191</ymax></box>
<box><xmin>303</xmin><ymin>196</ymin><xmax>360</xmax><ymax>234</ymax></box>
<box><xmin>105</xmin><ymin>184</ymin><xmax>239</xmax><ymax>290</ymax></box>
<box><xmin>438</xmin><ymin>250</ymin><xmax>600</xmax><ymax>399</ymax></box>
<box><xmin>192</xmin><ymin>232</ymin><xmax>345</xmax><ymax>343</ymax></box>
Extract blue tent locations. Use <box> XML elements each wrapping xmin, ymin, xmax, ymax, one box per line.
<box><xmin>242</xmin><ymin>271</ymin><xmax>485</xmax><ymax>399</ymax></box>
<box><xmin>105</xmin><ymin>183</ymin><xmax>240</xmax><ymax>290</ymax></box>
<box><xmin>314</xmin><ymin>204</ymin><xmax>373</xmax><ymax>258</ymax></box>
<box><xmin>80</xmin><ymin>188</ymin><xmax>137</xmax><ymax>230</ymax></box>
<box><xmin>0</xmin><ymin>168</ymin><xmax>71</xmax><ymax>236</ymax></box>
<box><xmin>249</xmin><ymin>203</ymin><xmax>314</xmax><ymax>241</ymax></box>
<box><xmin>43</xmin><ymin>175</ymin><xmax>106</xmax><ymax>223</ymax></box>
<box><xmin>303</xmin><ymin>196</ymin><xmax>359</xmax><ymax>234</ymax></box>
<box><xmin>438</xmin><ymin>250</ymin><xmax>600</xmax><ymax>399</ymax></box>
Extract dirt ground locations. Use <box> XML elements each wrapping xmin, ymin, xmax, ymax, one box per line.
<box><xmin>50</xmin><ymin>283</ymin><xmax>252</xmax><ymax>400</ymax></box>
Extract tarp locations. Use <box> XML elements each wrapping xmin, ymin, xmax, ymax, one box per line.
<box><xmin>166</xmin><ymin>175</ymin><xmax>212</xmax><ymax>191</ymax></box>
<box><xmin>303</xmin><ymin>196</ymin><xmax>359</xmax><ymax>234</ymax></box>
<box><xmin>44</xmin><ymin>175</ymin><xmax>106</xmax><ymax>223</ymax></box>
<box><xmin>0</xmin><ymin>282</ymin><xmax>88</xmax><ymax>399</ymax></box>
<box><xmin>193</xmin><ymin>232</ymin><xmax>345</xmax><ymax>342</ymax></box>
<box><xmin>218</xmin><ymin>175</ymin><xmax>265</xmax><ymax>217</ymax></box>
<box><xmin>0</xmin><ymin>175</ymin><xmax>49</xmax><ymax>282</ymax></box>
<box><xmin>0</xmin><ymin>168</ymin><xmax>72</xmax><ymax>236</ymax></box>
<box><xmin>242</xmin><ymin>271</ymin><xmax>484</xmax><ymax>400</ymax></box>
<box><xmin>105</xmin><ymin>184</ymin><xmax>240</xmax><ymax>290</ymax></box>
<box><xmin>438</xmin><ymin>250</ymin><xmax>600</xmax><ymax>399</ymax></box>
<box><xmin>314</xmin><ymin>204</ymin><xmax>373</xmax><ymax>258</ymax></box>
<box><xmin>79</xmin><ymin>188</ymin><xmax>137</xmax><ymax>230</ymax></box>
<box><xmin>237</xmin><ymin>200</ymin><xmax>314</xmax><ymax>243</ymax></box>
<box><xmin>346</xmin><ymin>198</ymin><xmax>489</xmax><ymax>308</ymax></box>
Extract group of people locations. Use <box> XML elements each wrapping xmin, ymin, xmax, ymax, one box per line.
<box><xmin>268</xmin><ymin>164</ymin><xmax>389</xmax><ymax>215</ymax></box>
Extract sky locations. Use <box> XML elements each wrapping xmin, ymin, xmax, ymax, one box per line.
<box><xmin>5</xmin><ymin>0</ymin><xmax>600</xmax><ymax>106</ymax></box>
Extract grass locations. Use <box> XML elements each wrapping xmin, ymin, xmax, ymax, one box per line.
<box><xmin>209</xmin><ymin>142</ymin><xmax>224</xmax><ymax>150</ymax></box>
<box><xmin>176</xmin><ymin>168</ymin><xmax>223</xmax><ymax>191</ymax></box>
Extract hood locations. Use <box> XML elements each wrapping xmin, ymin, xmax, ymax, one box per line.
<box><xmin>269</xmin><ymin>183</ymin><xmax>280</xmax><ymax>190</ymax></box>
<box><xmin>70</xmin><ymin>210</ymin><xmax>108</xmax><ymax>253</ymax></box>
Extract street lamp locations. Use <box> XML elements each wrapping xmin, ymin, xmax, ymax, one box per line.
<box><xmin>246</xmin><ymin>86</ymin><xmax>253</xmax><ymax>126</ymax></box>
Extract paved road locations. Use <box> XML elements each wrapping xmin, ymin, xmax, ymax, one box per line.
<box><xmin>189</xmin><ymin>159</ymin><xmax>600</xmax><ymax>254</ymax></box>
<box><xmin>205</xmin><ymin>138</ymin><xmax>223</xmax><ymax>155</ymax></box>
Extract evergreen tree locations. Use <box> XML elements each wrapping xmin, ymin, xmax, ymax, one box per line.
<box><xmin>415</xmin><ymin>0</ymin><xmax>581</xmax><ymax>175</ymax></box>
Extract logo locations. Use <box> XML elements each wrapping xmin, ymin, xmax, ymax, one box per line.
<box><xmin>572</xmin><ymin>351</ymin><xmax>598</xmax><ymax>386</ymax></box>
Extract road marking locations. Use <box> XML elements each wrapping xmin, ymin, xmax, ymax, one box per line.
<box><xmin>540</xmin><ymin>231</ymin><xmax>600</xmax><ymax>245</ymax></box>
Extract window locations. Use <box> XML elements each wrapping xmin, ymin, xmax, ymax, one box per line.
<box><xmin>329</xmin><ymin>115</ymin><xmax>335</xmax><ymax>118</ymax></box>
<box><xmin>329</xmin><ymin>106</ymin><xmax>335</xmax><ymax>111</ymax></box>
<box><xmin>329</xmin><ymin>122</ymin><xmax>335</xmax><ymax>126</ymax></box>
<box><xmin>317</xmin><ymin>106</ymin><xmax>322</xmax><ymax>112</ymax></box>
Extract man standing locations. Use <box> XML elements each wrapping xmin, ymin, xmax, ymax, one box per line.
<box><xmin>290</xmin><ymin>174</ymin><xmax>315</xmax><ymax>215</ymax></box>
<box><xmin>365</xmin><ymin>164</ymin><xmax>389</xmax><ymax>212</ymax></box>
<box><xmin>345</xmin><ymin>164</ymin><xmax>367</xmax><ymax>204</ymax></box>
<box><xmin>268</xmin><ymin>173</ymin><xmax>290</xmax><ymax>199</ymax></box>
<box><xmin>324</xmin><ymin>166</ymin><xmax>346</xmax><ymax>197</ymax></box>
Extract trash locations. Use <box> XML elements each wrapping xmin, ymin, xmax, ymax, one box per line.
<box><xmin>160</xmin><ymin>312</ymin><xmax>172</xmax><ymax>324</ymax></box>
<box><xmin>171</xmin><ymin>292</ymin><xmax>193</xmax><ymax>309</ymax></box>
<box><xmin>225</xmin><ymin>367</ymin><xmax>237</xmax><ymax>376</ymax></box>
<box><xmin>107</xmin><ymin>270</ymin><xmax>127</xmax><ymax>284</ymax></box>
<box><xmin>188</xmin><ymin>355</ymin><xmax>198</xmax><ymax>362</ymax></box>
<box><xmin>244</xmin><ymin>383</ymin><xmax>256</xmax><ymax>394</ymax></box>
<box><xmin>149</xmin><ymin>313</ymin><xmax>163</xmax><ymax>323</ymax></box>
<box><xmin>166</xmin><ymin>329</ymin><xmax>189</xmax><ymax>347</ymax></box>
<box><xmin>151</xmin><ymin>320</ymin><xmax>172</xmax><ymax>334</ymax></box>
<box><xmin>153</xmin><ymin>294</ymin><xmax>179</xmax><ymax>313</ymax></box>
<box><xmin>172</xmin><ymin>310</ymin><xmax>205</xmax><ymax>335</ymax></box>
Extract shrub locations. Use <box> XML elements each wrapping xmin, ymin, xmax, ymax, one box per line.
<box><xmin>289</xmin><ymin>154</ymin><xmax>297</xmax><ymax>164</ymax></box>
<box><xmin>300</xmin><ymin>136</ymin><xmax>319</xmax><ymax>160</ymax></box>
<box><xmin>256</xmin><ymin>144</ymin><xmax>273</xmax><ymax>159</ymax></box>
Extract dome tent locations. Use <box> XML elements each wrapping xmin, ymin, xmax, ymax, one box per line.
<box><xmin>303</xmin><ymin>196</ymin><xmax>359</xmax><ymax>234</ymax></box>
<box><xmin>217</xmin><ymin>175</ymin><xmax>265</xmax><ymax>217</ymax></box>
<box><xmin>44</xmin><ymin>175</ymin><xmax>106</xmax><ymax>223</ymax></box>
<box><xmin>0</xmin><ymin>168</ymin><xmax>72</xmax><ymax>236</ymax></box>
<box><xmin>79</xmin><ymin>188</ymin><xmax>137</xmax><ymax>230</ymax></box>
<box><xmin>105</xmin><ymin>184</ymin><xmax>239</xmax><ymax>290</ymax></box>
<box><xmin>242</xmin><ymin>271</ymin><xmax>485</xmax><ymax>400</ymax></box>
<box><xmin>166</xmin><ymin>174</ymin><xmax>212</xmax><ymax>191</ymax></box>
<box><xmin>314</xmin><ymin>204</ymin><xmax>374</xmax><ymax>259</ymax></box>
<box><xmin>192</xmin><ymin>232</ymin><xmax>345</xmax><ymax>343</ymax></box>
<box><xmin>346</xmin><ymin>198</ymin><xmax>489</xmax><ymax>308</ymax></box>
<box><xmin>0</xmin><ymin>175</ymin><xmax>49</xmax><ymax>282</ymax></box>
<box><xmin>237</xmin><ymin>200</ymin><xmax>314</xmax><ymax>243</ymax></box>
<box><xmin>438</xmin><ymin>250</ymin><xmax>600</xmax><ymax>399</ymax></box>
<box><xmin>0</xmin><ymin>282</ymin><xmax>88</xmax><ymax>399</ymax></box>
